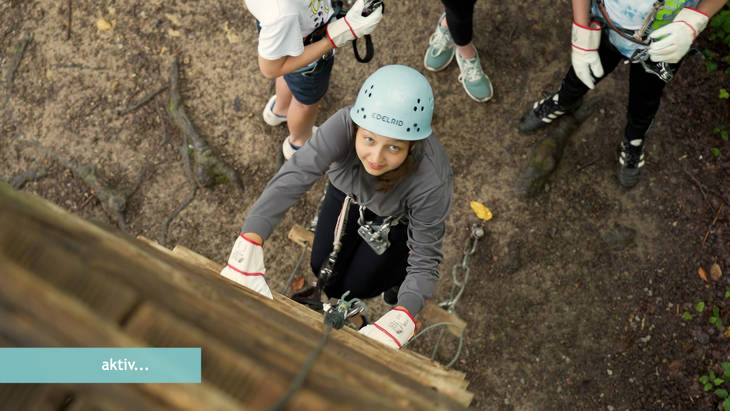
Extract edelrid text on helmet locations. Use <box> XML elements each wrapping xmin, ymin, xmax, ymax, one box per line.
<box><xmin>350</xmin><ymin>65</ymin><xmax>434</xmax><ymax>141</ymax></box>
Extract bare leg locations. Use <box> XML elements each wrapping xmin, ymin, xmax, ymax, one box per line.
<box><xmin>273</xmin><ymin>76</ymin><xmax>292</xmax><ymax>116</ymax></box>
<box><xmin>287</xmin><ymin>97</ymin><xmax>319</xmax><ymax>147</ymax></box>
<box><xmin>441</xmin><ymin>18</ymin><xmax>475</xmax><ymax>59</ymax></box>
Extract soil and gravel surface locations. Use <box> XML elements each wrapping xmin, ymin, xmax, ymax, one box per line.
<box><xmin>1</xmin><ymin>1</ymin><xmax>728</xmax><ymax>409</ymax></box>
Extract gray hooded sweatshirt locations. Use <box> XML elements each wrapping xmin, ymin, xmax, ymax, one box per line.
<box><xmin>242</xmin><ymin>107</ymin><xmax>453</xmax><ymax>315</ymax></box>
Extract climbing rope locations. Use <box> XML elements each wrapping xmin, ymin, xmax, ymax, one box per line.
<box><xmin>267</xmin><ymin>292</ymin><xmax>367</xmax><ymax>411</ymax></box>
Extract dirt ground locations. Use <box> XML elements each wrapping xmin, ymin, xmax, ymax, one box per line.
<box><xmin>2</xmin><ymin>0</ymin><xmax>729</xmax><ymax>409</ymax></box>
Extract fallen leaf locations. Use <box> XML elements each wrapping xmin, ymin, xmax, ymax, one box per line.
<box><xmin>168</xmin><ymin>28</ymin><xmax>181</xmax><ymax>37</ymax></box>
<box><xmin>470</xmin><ymin>201</ymin><xmax>493</xmax><ymax>221</ymax></box>
<box><xmin>165</xmin><ymin>13</ymin><xmax>181</xmax><ymax>26</ymax></box>
<box><xmin>698</xmin><ymin>266</ymin><xmax>708</xmax><ymax>282</ymax></box>
<box><xmin>96</xmin><ymin>18</ymin><xmax>112</xmax><ymax>31</ymax></box>
<box><xmin>710</xmin><ymin>263</ymin><xmax>722</xmax><ymax>281</ymax></box>
<box><xmin>222</xmin><ymin>22</ymin><xmax>240</xmax><ymax>44</ymax></box>
<box><xmin>290</xmin><ymin>275</ymin><xmax>305</xmax><ymax>292</ymax></box>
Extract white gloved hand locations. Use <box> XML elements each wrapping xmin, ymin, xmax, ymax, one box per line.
<box><xmin>220</xmin><ymin>234</ymin><xmax>273</xmax><ymax>299</ymax></box>
<box><xmin>358</xmin><ymin>307</ymin><xmax>416</xmax><ymax>349</ymax></box>
<box><xmin>648</xmin><ymin>7</ymin><xmax>709</xmax><ymax>64</ymax></box>
<box><xmin>571</xmin><ymin>21</ymin><xmax>604</xmax><ymax>89</ymax></box>
<box><xmin>326</xmin><ymin>0</ymin><xmax>384</xmax><ymax>48</ymax></box>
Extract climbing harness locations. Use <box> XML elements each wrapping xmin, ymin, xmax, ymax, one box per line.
<box><xmin>356</xmin><ymin>205</ymin><xmax>404</xmax><ymax>255</ymax></box>
<box><xmin>596</xmin><ymin>0</ymin><xmax>663</xmax><ymax>46</ymax></box>
<box><xmin>596</xmin><ymin>0</ymin><xmax>676</xmax><ymax>82</ymax></box>
<box><xmin>291</xmin><ymin>191</ymin><xmax>354</xmax><ymax>312</ymax></box>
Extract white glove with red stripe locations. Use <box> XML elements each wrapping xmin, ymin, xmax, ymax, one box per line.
<box><xmin>648</xmin><ymin>7</ymin><xmax>709</xmax><ymax>64</ymax></box>
<box><xmin>220</xmin><ymin>234</ymin><xmax>273</xmax><ymax>299</ymax></box>
<box><xmin>358</xmin><ymin>307</ymin><xmax>416</xmax><ymax>349</ymax></box>
<box><xmin>326</xmin><ymin>0</ymin><xmax>383</xmax><ymax>48</ymax></box>
<box><xmin>571</xmin><ymin>20</ymin><xmax>603</xmax><ymax>89</ymax></box>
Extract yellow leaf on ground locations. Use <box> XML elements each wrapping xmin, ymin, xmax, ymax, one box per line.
<box><xmin>165</xmin><ymin>13</ymin><xmax>181</xmax><ymax>26</ymax></box>
<box><xmin>698</xmin><ymin>266</ymin><xmax>708</xmax><ymax>282</ymax></box>
<box><xmin>96</xmin><ymin>18</ymin><xmax>112</xmax><ymax>31</ymax></box>
<box><xmin>470</xmin><ymin>201</ymin><xmax>493</xmax><ymax>221</ymax></box>
<box><xmin>168</xmin><ymin>28</ymin><xmax>181</xmax><ymax>37</ymax></box>
<box><xmin>710</xmin><ymin>263</ymin><xmax>722</xmax><ymax>281</ymax></box>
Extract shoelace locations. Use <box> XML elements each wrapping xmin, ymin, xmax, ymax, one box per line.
<box><xmin>534</xmin><ymin>94</ymin><xmax>562</xmax><ymax>119</ymax></box>
<box><xmin>428</xmin><ymin>27</ymin><xmax>453</xmax><ymax>56</ymax></box>
<box><xmin>619</xmin><ymin>142</ymin><xmax>645</xmax><ymax>168</ymax></box>
<box><xmin>458</xmin><ymin>56</ymin><xmax>484</xmax><ymax>82</ymax></box>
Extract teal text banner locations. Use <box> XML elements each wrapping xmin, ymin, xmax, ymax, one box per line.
<box><xmin>0</xmin><ymin>348</ymin><xmax>201</xmax><ymax>383</ymax></box>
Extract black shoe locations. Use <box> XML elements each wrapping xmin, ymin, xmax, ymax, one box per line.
<box><xmin>383</xmin><ymin>285</ymin><xmax>399</xmax><ymax>305</ymax></box>
<box><xmin>518</xmin><ymin>93</ymin><xmax>582</xmax><ymax>133</ymax></box>
<box><xmin>617</xmin><ymin>139</ymin><xmax>645</xmax><ymax>188</ymax></box>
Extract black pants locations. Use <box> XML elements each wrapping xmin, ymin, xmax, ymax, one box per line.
<box><xmin>557</xmin><ymin>31</ymin><xmax>682</xmax><ymax>141</ymax></box>
<box><xmin>441</xmin><ymin>0</ymin><xmax>477</xmax><ymax>46</ymax></box>
<box><xmin>310</xmin><ymin>184</ymin><xmax>409</xmax><ymax>301</ymax></box>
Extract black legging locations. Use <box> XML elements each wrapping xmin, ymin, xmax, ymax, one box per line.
<box><xmin>557</xmin><ymin>31</ymin><xmax>682</xmax><ymax>141</ymax></box>
<box><xmin>310</xmin><ymin>184</ymin><xmax>409</xmax><ymax>301</ymax></box>
<box><xmin>441</xmin><ymin>0</ymin><xmax>477</xmax><ymax>46</ymax></box>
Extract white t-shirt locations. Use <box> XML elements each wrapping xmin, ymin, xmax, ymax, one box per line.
<box><xmin>245</xmin><ymin>0</ymin><xmax>336</xmax><ymax>60</ymax></box>
<box><xmin>591</xmin><ymin>0</ymin><xmax>699</xmax><ymax>58</ymax></box>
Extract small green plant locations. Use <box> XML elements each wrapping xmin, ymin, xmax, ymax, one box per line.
<box><xmin>715</xmin><ymin>127</ymin><xmax>729</xmax><ymax>142</ymax></box>
<box><xmin>697</xmin><ymin>301</ymin><xmax>706</xmax><ymax>312</ymax></box>
<box><xmin>725</xmin><ymin>289</ymin><xmax>730</xmax><ymax>299</ymax></box>
<box><xmin>700</xmin><ymin>362</ymin><xmax>730</xmax><ymax>410</ymax></box>
<box><xmin>706</xmin><ymin>5</ymin><xmax>730</xmax><ymax>74</ymax></box>
<box><xmin>711</xmin><ymin>147</ymin><xmax>722</xmax><ymax>157</ymax></box>
<box><xmin>682</xmin><ymin>311</ymin><xmax>693</xmax><ymax>320</ymax></box>
<box><xmin>720</xmin><ymin>88</ymin><xmax>730</xmax><ymax>99</ymax></box>
<box><xmin>710</xmin><ymin>306</ymin><xmax>726</xmax><ymax>330</ymax></box>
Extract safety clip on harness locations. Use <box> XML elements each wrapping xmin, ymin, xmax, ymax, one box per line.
<box><xmin>596</xmin><ymin>0</ymin><xmax>675</xmax><ymax>82</ymax></box>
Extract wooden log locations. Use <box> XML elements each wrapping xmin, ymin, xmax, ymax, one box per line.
<box><xmin>420</xmin><ymin>301</ymin><xmax>467</xmax><ymax>337</ymax></box>
<box><xmin>0</xmin><ymin>183</ymin><xmax>473</xmax><ymax>408</ymax></box>
<box><xmin>288</xmin><ymin>223</ymin><xmax>314</xmax><ymax>247</ymax></box>
<box><xmin>170</xmin><ymin>244</ymin><xmax>473</xmax><ymax>405</ymax></box>
<box><xmin>125</xmin><ymin>302</ymin><xmax>395</xmax><ymax>410</ymax></box>
<box><xmin>0</xmin><ymin>255</ymin><xmax>244</xmax><ymax>411</ymax></box>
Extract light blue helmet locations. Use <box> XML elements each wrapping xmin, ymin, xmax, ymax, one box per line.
<box><xmin>350</xmin><ymin>65</ymin><xmax>434</xmax><ymax>141</ymax></box>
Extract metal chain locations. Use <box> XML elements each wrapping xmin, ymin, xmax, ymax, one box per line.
<box><xmin>439</xmin><ymin>223</ymin><xmax>485</xmax><ymax>312</ymax></box>
<box><xmin>419</xmin><ymin>223</ymin><xmax>485</xmax><ymax>365</ymax></box>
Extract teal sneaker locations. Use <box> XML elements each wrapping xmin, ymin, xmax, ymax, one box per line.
<box><xmin>423</xmin><ymin>14</ymin><xmax>455</xmax><ymax>72</ymax></box>
<box><xmin>455</xmin><ymin>47</ymin><xmax>493</xmax><ymax>102</ymax></box>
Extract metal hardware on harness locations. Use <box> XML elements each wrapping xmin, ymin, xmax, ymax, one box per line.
<box><xmin>438</xmin><ymin>223</ymin><xmax>485</xmax><ymax>312</ymax></box>
<box><xmin>290</xmin><ymin>192</ymin><xmax>352</xmax><ymax>312</ymax></box>
<box><xmin>323</xmin><ymin>291</ymin><xmax>368</xmax><ymax>329</ymax></box>
<box><xmin>318</xmin><ymin>194</ymin><xmax>353</xmax><ymax>289</ymax></box>
<box><xmin>356</xmin><ymin>205</ymin><xmax>402</xmax><ymax>255</ymax></box>
<box><xmin>596</xmin><ymin>0</ymin><xmax>674</xmax><ymax>83</ymax></box>
<box><xmin>596</xmin><ymin>0</ymin><xmax>664</xmax><ymax>46</ymax></box>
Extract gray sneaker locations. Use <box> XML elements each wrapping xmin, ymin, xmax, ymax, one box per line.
<box><xmin>424</xmin><ymin>14</ymin><xmax>455</xmax><ymax>72</ymax></box>
<box><xmin>455</xmin><ymin>47</ymin><xmax>493</xmax><ymax>102</ymax></box>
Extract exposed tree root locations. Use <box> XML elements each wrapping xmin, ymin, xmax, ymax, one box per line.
<box><xmin>159</xmin><ymin>140</ymin><xmax>198</xmax><ymax>246</ymax></box>
<box><xmin>118</xmin><ymin>84</ymin><xmax>168</xmax><ymax>116</ymax></box>
<box><xmin>167</xmin><ymin>57</ymin><xmax>243</xmax><ymax>190</ymax></box>
<box><xmin>20</xmin><ymin>139</ymin><xmax>149</xmax><ymax>232</ymax></box>
<box><xmin>515</xmin><ymin>99</ymin><xmax>596</xmax><ymax>197</ymax></box>
<box><xmin>8</xmin><ymin>166</ymin><xmax>47</xmax><ymax>189</ymax></box>
<box><xmin>3</xmin><ymin>33</ymin><xmax>32</xmax><ymax>109</ymax></box>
